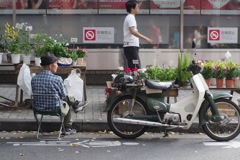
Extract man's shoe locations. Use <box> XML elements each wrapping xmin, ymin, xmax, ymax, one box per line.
<box><xmin>72</xmin><ymin>101</ymin><xmax>89</xmax><ymax>113</ymax></box>
<box><xmin>63</xmin><ymin>126</ymin><xmax>77</xmax><ymax>135</ymax></box>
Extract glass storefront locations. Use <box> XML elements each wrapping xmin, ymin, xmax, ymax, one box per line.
<box><xmin>0</xmin><ymin>0</ymin><xmax>239</xmax><ymax>49</ymax></box>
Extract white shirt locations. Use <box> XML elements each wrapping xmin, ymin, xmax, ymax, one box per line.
<box><xmin>194</xmin><ymin>30</ymin><xmax>201</xmax><ymax>48</ymax></box>
<box><xmin>123</xmin><ymin>14</ymin><xmax>139</xmax><ymax>47</ymax></box>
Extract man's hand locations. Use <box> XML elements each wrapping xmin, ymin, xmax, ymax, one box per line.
<box><xmin>145</xmin><ymin>38</ymin><xmax>152</xmax><ymax>44</ymax></box>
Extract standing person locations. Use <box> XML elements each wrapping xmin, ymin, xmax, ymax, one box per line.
<box><xmin>123</xmin><ymin>0</ymin><xmax>152</xmax><ymax>69</ymax></box>
<box><xmin>149</xmin><ymin>20</ymin><xmax>160</xmax><ymax>49</ymax></box>
<box><xmin>31</xmin><ymin>52</ymin><xmax>88</xmax><ymax>135</ymax></box>
<box><xmin>193</xmin><ymin>24</ymin><xmax>206</xmax><ymax>48</ymax></box>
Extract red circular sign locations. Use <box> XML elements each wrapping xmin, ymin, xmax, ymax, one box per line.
<box><xmin>209</xmin><ymin>30</ymin><xmax>220</xmax><ymax>41</ymax></box>
<box><xmin>84</xmin><ymin>29</ymin><xmax>96</xmax><ymax>41</ymax></box>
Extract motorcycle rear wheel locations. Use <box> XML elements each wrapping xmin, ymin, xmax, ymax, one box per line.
<box><xmin>202</xmin><ymin>98</ymin><xmax>240</xmax><ymax>141</ymax></box>
<box><xmin>107</xmin><ymin>96</ymin><xmax>148</xmax><ymax>139</ymax></box>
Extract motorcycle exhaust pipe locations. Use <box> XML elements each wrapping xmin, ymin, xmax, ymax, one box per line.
<box><xmin>113</xmin><ymin>118</ymin><xmax>187</xmax><ymax>129</ymax></box>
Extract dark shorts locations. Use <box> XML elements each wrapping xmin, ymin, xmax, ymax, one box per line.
<box><xmin>123</xmin><ymin>47</ymin><xmax>141</xmax><ymax>69</ymax></box>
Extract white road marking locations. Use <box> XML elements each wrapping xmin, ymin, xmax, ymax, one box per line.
<box><xmin>203</xmin><ymin>141</ymin><xmax>240</xmax><ymax>148</ymax></box>
<box><xmin>7</xmin><ymin>140</ymin><xmax>137</xmax><ymax>148</ymax></box>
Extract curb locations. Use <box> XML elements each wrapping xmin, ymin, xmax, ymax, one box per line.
<box><xmin>0</xmin><ymin>120</ymin><xmax>203</xmax><ymax>133</ymax></box>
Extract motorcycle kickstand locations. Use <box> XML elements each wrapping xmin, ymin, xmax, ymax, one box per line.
<box><xmin>163</xmin><ymin>129</ymin><xmax>170</xmax><ymax>137</ymax></box>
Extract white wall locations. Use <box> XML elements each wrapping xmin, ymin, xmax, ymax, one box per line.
<box><xmin>84</xmin><ymin>49</ymin><xmax>240</xmax><ymax>70</ymax></box>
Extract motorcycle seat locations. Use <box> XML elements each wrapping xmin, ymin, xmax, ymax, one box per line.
<box><xmin>145</xmin><ymin>79</ymin><xmax>174</xmax><ymax>90</ymax></box>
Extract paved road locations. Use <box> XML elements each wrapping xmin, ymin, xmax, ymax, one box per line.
<box><xmin>1</xmin><ymin>131</ymin><xmax>240</xmax><ymax>160</ymax></box>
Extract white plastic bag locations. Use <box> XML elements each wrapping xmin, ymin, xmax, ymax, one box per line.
<box><xmin>17</xmin><ymin>63</ymin><xmax>32</xmax><ymax>96</ymax></box>
<box><xmin>64</xmin><ymin>69</ymin><xmax>83</xmax><ymax>101</ymax></box>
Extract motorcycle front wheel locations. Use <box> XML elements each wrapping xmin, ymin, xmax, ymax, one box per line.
<box><xmin>202</xmin><ymin>98</ymin><xmax>240</xmax><ymax>141</ymax></box>
<box><xmin>107</xmin><ymin>96</ymin><xmax>148</xmax><ymax>139</ymax></box>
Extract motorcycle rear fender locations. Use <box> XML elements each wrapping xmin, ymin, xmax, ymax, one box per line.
<box><xmin>199</xmin><ymin>91</ymin><xmax>233</xmax><ymax>126</ymax></box>
<box><xmin>104</xmin><ymin>89</ymin><xmax>134</xmax><ymax>112</ymax></box>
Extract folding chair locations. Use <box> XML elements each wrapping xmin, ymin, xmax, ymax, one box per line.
<box><xmin>31</xmin><ymin>94</ymin><xmax>65</xmax><ymax>140</ymax></box>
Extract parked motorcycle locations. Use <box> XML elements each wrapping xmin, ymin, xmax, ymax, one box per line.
<box><xmin>104</xmin><ymin>61</ymin><xmax>240</xmax><ymax>141</ymax></box>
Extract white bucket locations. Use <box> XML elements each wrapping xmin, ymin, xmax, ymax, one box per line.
<box><xmin>22</xmin><ymin>54</ymin><xmax>32</xmax><ymax>65</ymax></box>
<box><xmin>0</xmin><ymin>53</ymin><xmax>3</xmax><ymax>64</ymax></box>
<box><xmin>11</xmin><ymin>54</ymin><xmax>21</xmax><ymax>64</ymax></box>
<box><xmin>35</xmin><ymin>57</ymin><xmax>41</xmax><ymax>66</ymax></box>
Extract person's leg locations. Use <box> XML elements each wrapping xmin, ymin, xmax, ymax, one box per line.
<box><xmin>61</xmin><ymin>101</ymin><xmax>76</xmax><ymax>135</ymax></box>
<box><xmin>64</xmin><ymin>95</ymin><xmax>88</xmax><ymax>113</ymax></box>
<box><xmin>61</xmin><ymin>102</ymin><xmax>73</xmax><ymax>127</ymax></box>
<box><xmin>124</xmin><ymin>47</ymin><xmax>141</xmax><ymax>69</ymax></box>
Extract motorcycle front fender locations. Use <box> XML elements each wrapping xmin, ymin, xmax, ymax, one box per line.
<box><xmin>198</xmin><ymin>91</ymin><xmax>233</xmax><ymax>126</ymax></box>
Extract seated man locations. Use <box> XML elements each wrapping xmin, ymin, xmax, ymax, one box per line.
<box><xmin>31</xmin><ymin>52</ymin><xmax>87</xmax><ymax>135</ymax></box>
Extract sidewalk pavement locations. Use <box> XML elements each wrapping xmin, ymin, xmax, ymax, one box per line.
<box><xmin>0</xmin><ymin>84</ymin><xmax>240</xmax><ymax>133</ymax></box>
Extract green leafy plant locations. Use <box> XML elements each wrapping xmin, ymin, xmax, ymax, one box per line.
<box><xmin>145</xmin><ymin>65</ymin><xmax>163</xmax><ymax>81</ymax></box>
<box><xmin>33</xmin><ymin>33</ymin><xmax>54</xmax><ymax>57</ymax></box>
<box><xmin>201</xmin><ymin>60</ymin><xmax>213</xmax><ymax>79</ymax></box>
<box><xmin>144</xmin><ymin>65</ymin><xmax>176</xmax><ymax>82</ymax></box>
<box><xmin>177</xmin><ymin>52</ymin><xmax>191</xmax><ymax>84</ymax></box>
<box><xmin>225</xmin><ymin>61</ymin><xmax>237</xmax><ymax>80</ymax></box>
<box><xmin>233</xmin><ymin>65</ymin><xmax>240</xmax><ymax>78</ymax></box>
<box><xmin>213</xmin><ymin>61</ymin><xmax>226</xmax><ymax>79</ymax></box>
<box><xmin>18</xmin><ymin>24</ymin><xmax>32</xmax><ymax>55</ymax></box>
<box><xmin>0</xmin><ymin>27</ymin><xmax>7</xmax><ymax>53</ymax></box>
<box><xmin>76</xmin><ymin>47</ymin><xmax>87</xmax><ymax>58</ymax></box>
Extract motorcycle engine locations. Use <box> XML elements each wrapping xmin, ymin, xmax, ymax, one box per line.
<box><xmin>163</xmin><ymin>112</ymin><xmax>180</xmax><ymax>124</ymax></box>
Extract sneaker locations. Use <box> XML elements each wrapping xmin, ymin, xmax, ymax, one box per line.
<box><xmin>72</xmin><ymin>101</ymin><xmax>89</xmax><ymax>113</ymax></box>
<box><xmin>63</xmin><ymin>126</ymin><xmax>77</xmax><ymax>135</ymax></box>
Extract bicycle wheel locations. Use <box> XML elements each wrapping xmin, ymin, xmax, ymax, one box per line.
<box><xmin>202</xmin><ymin>98</ymin><xmax>240</xmax><ymax>141</ymax></box>
<box><xmin>107</xmin><ymin>96</ymin><xmax>148</xmax><ymax>139</ymax></box>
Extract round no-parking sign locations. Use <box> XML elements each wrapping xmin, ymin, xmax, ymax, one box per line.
<box><xmin>209</xmin><ymin>30</ymin><xmax>220</xmax><ymax>41</ymax></box>
<box><xmin>84</xmin><ymin>29</ymin><xmax>96</xmax><ymax>41</ymax></box>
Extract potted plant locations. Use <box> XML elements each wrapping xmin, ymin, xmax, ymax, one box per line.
<box><xmin>19</xmin><ymin>24</ymin><xmax>33</xmax><ymax>64</ymax></box>
<box><xmin>33</xmin><ymin>33</ymin><xmax>54</xmax><ymax>66</ymax></box>
<box><xmin>0</xmin><ymin>27</ymin><xmax>7</xmax><ymax>64</ymax></box>
<box><xmin>225</xmin><ymin>60</ymin><xmax>237</xmax><ymax>88</ymax></box>
<box><xmin>233</xmin><ymin>65</ymin><xmax>240</xmax><ymax>88</ymax></box>
<box><xmin>66</xmin><ymin>48</ymin><xmax>78</xmax><ymax>65</ymax></box>
<box><xmin>76</xmin><ymin>46</ymin><xmax>87</xmax><ymax>65</ymax></box>
<box><xmin>145</xmin><ymin>65</ymin><xmax>163</xmax><ymax>81</ymax></box>
<box><xmin>213</xmin><ymin>61</ymin><xmax>226</xmax><ymax>88</ymax></box>
<box><xmin>201</xmin><ymin>60</ymin><xmax>213</xmax><ymax>87</ymax></box>
<box><xmin>176</xmin><ymin>52</ymin><xmax>191</xmax><ymax>87</ymax></box>
<box><xmin>4</xmin><ymin>22</ymin><xmax>22</xmax><ymax>64</ymax></box>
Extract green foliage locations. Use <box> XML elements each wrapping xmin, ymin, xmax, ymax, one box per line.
<box><xmin>145</xmin><ymin>65</ymin><xmax>163</xmax><ymax>81</ymax></box>
<box><xmin>19</xmin><ymin>28</ymin><xmax>32</xmax><ymax>54</ymax></box>
<box><xmin>213</xmin><ymin>61</ymin><xmax>226</xmax><ymax>79</ymax></box>
<box><xmin>177</xmin><ymin>52</ymin><xmax>191</xmax><ymax>83</ymax></box>
<box><xmin>76</xmin><ymin>47</ymin><xmax>87</xmax><ymax>58</ymax></box>
<box><xmin>144</xmin><ymin>65</ymin><xmax>176</xmax><ymax>81</ymax></box>
<box><xmin>201</xmin><ymin>60</ymin><xmax>213</xmax><ymax>79</ymax></box>
<box><xmin>6</xmin><ymin>36</ymin><xmax>22</xmax><ymax>54</ymax></box>
<box><xmin>225</xmin><ymin>61</ymin><xmax>237</xmax><ymax>80</ymax></box>
<box><xmin>0</xmin><ymin>27</ymin><xmax>7</xmax><ymax>52</ymax></box>
<box><xmin>234</xmin><ymin>65</ymin><xmax>240</xmax><ymax>78</ymax></box>
<box><xmin>33</xmin><ymin>33</ymin><xmax>53</xmax><ymax>57</ymax></box>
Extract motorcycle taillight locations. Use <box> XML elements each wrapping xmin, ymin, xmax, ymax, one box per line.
<box><xmin>105</xmin><ymin>87</ymin><xmax>110</xmax><ymax>95</ymax></box>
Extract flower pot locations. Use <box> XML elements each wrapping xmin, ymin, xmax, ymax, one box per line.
<box><xmin>22</xmin><ymin>54</ymin><xmax>32</xmax><ymax>65</ymax></box>
<box><xmin>0</xmin><ymin>53</ymin><xmax>3</xmax><ymax>64</ymax></box>
<box><xmin>205</xmin><ymin>79</ymin><xmax>211</xmax><ymax>87</ymax></box>
<box><xmin>210</xmin><ymin>78</ymin><xmax>216</xmax><ymax>86</ymax></box>
<box><xmin>72</xmin><ymin>61</ymin><xmax>77</xmax><ymax>65</ymax></box>
<box><xmin>225</xmin><ymin>79</ymin><xmax>233</xmax><ymax>88</ymax></box>
<box><xmin>77</xmin><ymin>58</ymin><xmax>84</xmax><ymax>65</ymax></box>
<box><xmin>234</xmin><ymin>79</ymin><xmax>240</xmax><ymax>88</ymax></box>
<box><xmin>11</xmin><ymin>54</ymin><xmax>21</xmax><ymax>64</ymax></box>
<box><xmin>34</xmin><ymin>57</ymin><xmax>41</xmax><ymax>66</ymax></box>
<box><xmin>216</xmin><ymin>79</ymin><xmax>223</xmax><ymax>88</ymax></box>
